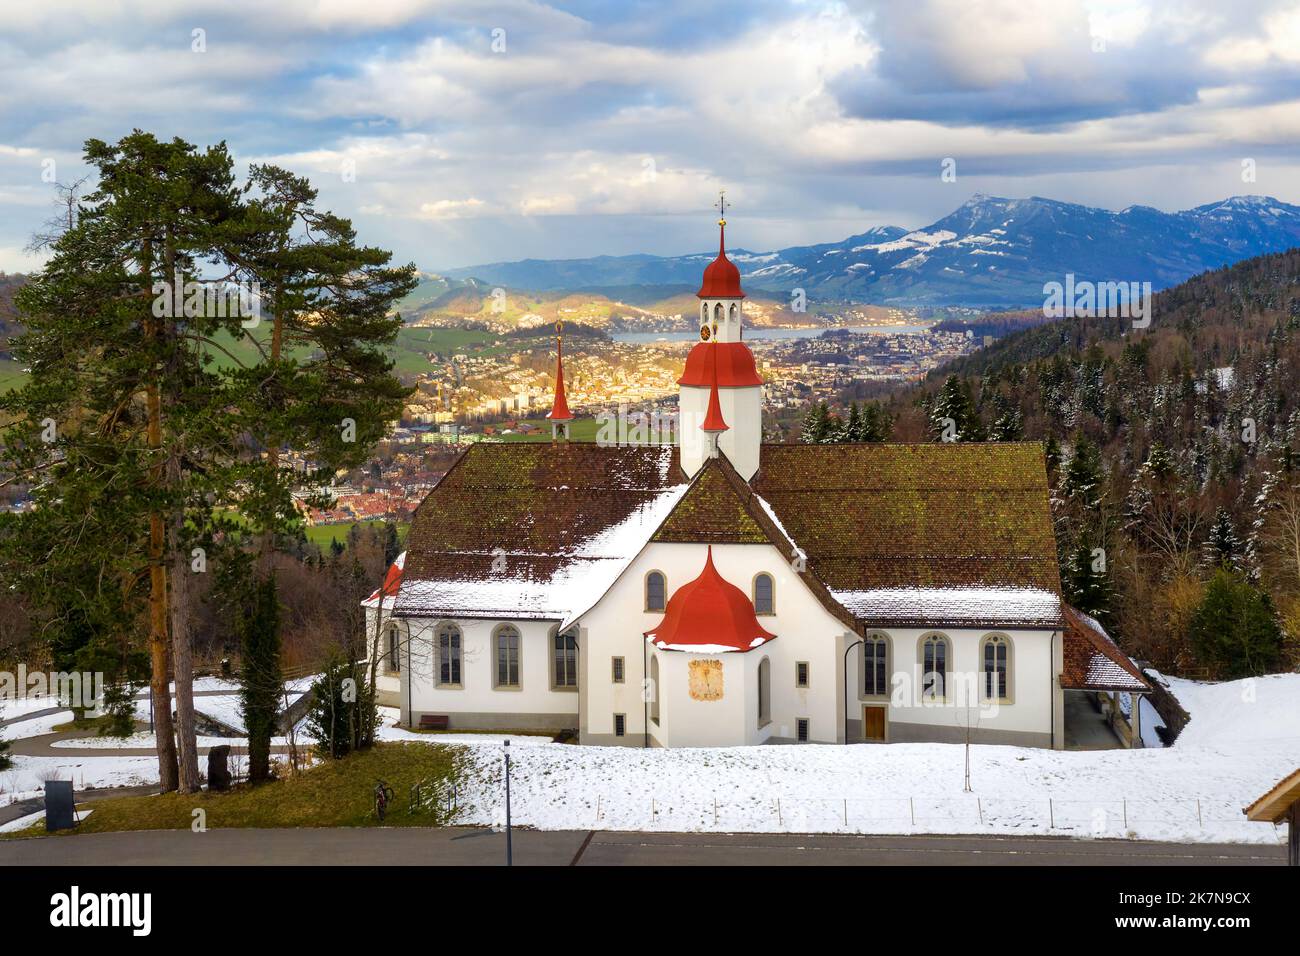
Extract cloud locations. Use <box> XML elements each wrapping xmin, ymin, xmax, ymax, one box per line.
<box><xmin>3</xmin><ymin>0</ymin><xmax>1300</xmax><ymax>274</ymax></box>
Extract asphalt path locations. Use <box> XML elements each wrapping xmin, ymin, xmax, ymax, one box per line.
<box><xmin>0</xmin><ymin>827</ymin><xmax>1286</xmax><ymax>866</ymax></box>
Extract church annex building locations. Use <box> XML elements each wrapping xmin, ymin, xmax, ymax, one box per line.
<box><xmin>364</xmin><ymin>217</ymin><xmax>1149</xmax><ymax>749</ymax></box>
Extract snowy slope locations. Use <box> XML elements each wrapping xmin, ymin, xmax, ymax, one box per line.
<box><xmin>448</xmin><ymin>673</ymin><xmax>1300</xmax><ymax>843</ymax></box>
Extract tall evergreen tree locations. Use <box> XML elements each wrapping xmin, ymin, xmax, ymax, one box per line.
<box><xmin>1202</xmin><ymin>507</ymin><xmax>1242</xmax><ymax>569</ymax></box>
<box><xmin>1188</xmin><ymin>568</ymin><xmax>1284</xmax><ymax>678</ymax></box>
<box><xmin>800</xmin><ymin>401</ymin><xmax>832</xmax><ymax>444</ymax></box>
<box><xmin>1</xmin><ymin>133</ymin><xmax>415</xmax><ymax>792</ymax></box>
<box><xmin>929</xmin><ymin>374</ymin><xmax>982</xmax><ymax>441</ymax></box>
<box><xmin>238</xmin><ymin>572</ymin><xmax>282</xmax><ymax>783</ymax></box>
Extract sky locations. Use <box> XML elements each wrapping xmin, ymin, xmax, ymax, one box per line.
<box><xmin>2</xmin><ymin>0</ymin><xmax>1300</xmax><ymax>274</ymax></box>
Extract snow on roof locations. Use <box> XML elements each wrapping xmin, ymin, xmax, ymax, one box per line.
<box><xmin>829</xmin><ymin>585</ymin><xmax>1062</xmax><ymax>629</ymax></box>
<box><xmin>398</xmin><ymin>481</ymin><xmax>689</xmax><ymax>623</ymax></box>
<box><xmin>1060</xmin><ymin>605</ymin><xmax>1149</xmax><ymax>692</ymax></box>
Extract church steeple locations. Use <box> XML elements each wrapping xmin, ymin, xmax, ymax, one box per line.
<box><xmin>547</xmin><ymin>320</ymin><xmax>573</xmax><ymax>441</ymax></box>
<box><xmin>679</xmin><ymin>197</ymin><xmax>764</xmax><ymax>481</ymax></box>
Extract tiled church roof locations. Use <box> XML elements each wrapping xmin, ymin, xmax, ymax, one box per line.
<box><xmin>1060</xmin><ymin>605</ymin><xmax>1150</xmax><ymax>692</ymax></box>
<box><xmin>394</xmin><ymin>441</ymin><xmax>1064</xmax><ymax>631</ymax></box>
<box><xmin>395</xmin><ymin>443</ymin><xmax>688</xmax><ymax>619</ymax></box>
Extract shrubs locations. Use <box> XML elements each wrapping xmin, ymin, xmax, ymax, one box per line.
<box><xmin>1188</xmin><ymin>567</ymin><xmax>1285</xmax><ymax>679</ymax></box>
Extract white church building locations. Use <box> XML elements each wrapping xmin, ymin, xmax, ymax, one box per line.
<box><xmin>363</xmin><ymin>216</ymin><xmax>1148</xmax><ymax>749</ymax></box>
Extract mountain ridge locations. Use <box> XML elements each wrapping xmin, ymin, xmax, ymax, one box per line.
<box><xmin>442</xmin><ymin>194</ymin><xmax>1300</xmax><ymax>309</ymax></box>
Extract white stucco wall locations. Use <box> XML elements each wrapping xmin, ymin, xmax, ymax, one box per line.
<box><xmin>578</xmin><ymin>541</ymin><xmax>850</xmax><ymax>745</ymax></box>
<box><xmin>395</xmin><ymin>616</ymin><xmax>579</xmax><ymax>729</ymax></box>
<box><xmin>846</xmin><ymin>626</ymin><xmax>1059</xmax><ymax>745</ymax></box>
<box><xmin>679</xmin><ymin>384</ymin><xmax>763</xmax><ymax>482</ymax></box>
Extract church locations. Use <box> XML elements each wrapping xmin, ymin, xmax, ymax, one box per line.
<box><xmin>364</xmin><ymin>215</ymin><xmax>1148</xmax><ymax>749</ymax></box>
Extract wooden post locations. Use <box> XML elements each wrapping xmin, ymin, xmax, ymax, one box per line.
<box><xmin>1290</xmin><ymin>803</ymin><xmax>1298</xmax><ymax>867</ymax></box>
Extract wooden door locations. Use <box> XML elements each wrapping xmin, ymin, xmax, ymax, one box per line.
<box><xmin>863</xmin><ymin>706</ymin><xmax>886</xmax><ymax>742</ymax></box>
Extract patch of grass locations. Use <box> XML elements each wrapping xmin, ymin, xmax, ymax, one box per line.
<box><xmin>304</xmin><ymin>520</ymin><xmax>409</xmax><ymax>550</ymax></box>
<box><xmin>9</xmin><ymin>742</ymin><xmax>465</xmax><ymax>837</ymax></box>
<box><xmin>49</xmin><ymin>714</ymin><xmax>123</xmax><ymax>734</ymax></box>
<box><xmin>493</xmin><ymin>418</ymin><xmax>605</xmax><ymax>442</ymax></box>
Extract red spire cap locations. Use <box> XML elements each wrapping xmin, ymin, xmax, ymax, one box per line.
<box><xmin>701</xmin><ymin>341</ymin><xmax>728</xmax><ymax>433</ymax></box>
<box><xmin>645</xmin><ymin>547</ymin><xmax>776</xmax><ymax>652</ymax></box>
<box><xmin>696</xmin><ymin>220</ymin><xmax>745</xmax><ymax>299</ymax></box>
<box><xmin>547</xmin><ymin>329</ymin><xmax>573</xmax><ymax>422</ymax></box>
<box><xmin>362</xmin><ymin>551</ymin><xmax>406</xmax><ymax>608</ymax></box>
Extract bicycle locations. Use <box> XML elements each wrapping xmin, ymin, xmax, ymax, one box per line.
<box><xmin>374</xmin><ymin>779</ymin><xmax>395</xmax><ymax>822</ymax></box>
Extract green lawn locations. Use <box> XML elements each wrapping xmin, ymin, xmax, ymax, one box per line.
<box><xmin>7</xmin><ymin>742</ymin><xmax>465</xmax><ymax>836</ymax></box>
<box><xmin>0</xmin><ymin>357</ymin><xmax>27</xmax><ymax>393</ymax></box>
<box><xmin>493</xmin><ymin>418</ymin><xmax>606</xmax><ymax>442</ymax></box>
<box><xmin>305</xmin><ymin>520</ymin><xmax>409</xmax><ymax>550</ymax></box>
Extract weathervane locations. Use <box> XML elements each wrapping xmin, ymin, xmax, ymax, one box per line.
<box><xmin>715</xmin><ymin>189</ymin><xmax>729</xmax><ymax>225</ymax></box>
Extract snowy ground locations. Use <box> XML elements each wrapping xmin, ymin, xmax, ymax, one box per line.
<box><xmin>4</xmin><ymin>675</ymin><xmax>1295</xmax><ymax>844</ymax></box>
<box><xmin>448</xmin><ymin>674</ymin><xmax>1300</xmax><ymax>844</ymax></box>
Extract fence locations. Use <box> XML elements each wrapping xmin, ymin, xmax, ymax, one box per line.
<box><xmin>482</xmin><ymin>790</ymin><xmax>1284</xmax><ymax>843</ymax></box>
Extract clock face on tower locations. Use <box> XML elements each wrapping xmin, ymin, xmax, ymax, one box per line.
<box><xmin>699</xmin><ymin>324</ymin><xmax>711</xmax><ymax>341</ymax></box>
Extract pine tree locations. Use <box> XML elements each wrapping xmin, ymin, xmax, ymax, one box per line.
<box><xmin>1065</xmin><ymin>536</ymin><xmax>1111</xmax><ymax>620</ymax></box>
<box><xmin>859</xmin><ymin>401</ymin><xmax>892</xmax><ymax>442</ymax></box>
<box><xmin>1202</xmin><ymin>507</ymin><xmax>1242</xmax><ymax>569</ymax></box>
<box><xmin>838</xmin><ymin>402</ymin><xmax>861</xmax><ymax>443</ymax></box>
<box><xmin>1</xmin><ymin>132</ymin><xmax>415</xmax><ymax>792</ymax></box>
<box><xmin>305</xmin><ymin>653</ymin><xmax>375</xmax><ymax>760</ymax></box>
<box><xmin>239</xmin><ymin>572</ymin><xmax>283</xmax><ymax>783</ymax></box>
<box><xmin>1188</xmin><ymin>568</ymin><xmax>1284</xmax><ymax>678</ymax></box>
<box><xmin>381</xmin><ymin>521</ymin><xmax>401</xmax><ymax>566</ymax></box>
<box><xmin>929</xmin><ymin>374</ymin><xmax>981</xmax><ymax>441</ymax></box>
<box><xmin>989</xmin><ymin>405</ymin><xmax>1023</xmax><ymax>441</ymax></box>
<box><xmin>0</xmin><ymin>736</ymin><xmax>11</xmax><ymax>772</ymax></box>
<box><xmin>800</xmin><ymin>401</ymin><xmax>832</xmax><ymax>444</ymax></box>
<box><xmin>1061</xmin><ymin>434</ymin><xmax>1104</xmax><ymax>515</ymax></box>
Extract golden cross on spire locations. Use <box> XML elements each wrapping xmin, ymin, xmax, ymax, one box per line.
<box><xmin>715</xmin><ymin>189</ymin><xmax>729</xmax><ymax>225</ymax></box>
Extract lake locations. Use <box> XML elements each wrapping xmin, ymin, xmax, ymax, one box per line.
<box><xmin>611</xmin><ymin>324</ymin><xmax>932</xmax><ymax>344</ymax></box>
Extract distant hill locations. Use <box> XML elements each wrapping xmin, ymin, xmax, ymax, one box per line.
<box><xmin>867</xmin><ymin>247</ymin><xmax>1300</xmax><ymax>676</ymax></box>
<box><xmin>442</xmin><ymin>195</ymin><xmax>1300</xmax><ymax>308</ymax></box>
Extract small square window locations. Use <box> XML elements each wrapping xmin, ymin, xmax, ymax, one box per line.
<box><xmin>612</xmin><ymin>656</ymin><xmax>625</xmax><ymax>683</ymax></box>
<box><xmin>614</xmin><ymin>714</ymin><xmax>626</xmax><ymax>738</ymax></box>
<box><xmin>796</xmin><ymin>718</ymin><xmax>810</xmax><ymax>743</ymax></box>
<box><xmin>795</xmin><ymin>661</ymin><xmax>809</xmax><ymax>688</ymax></box>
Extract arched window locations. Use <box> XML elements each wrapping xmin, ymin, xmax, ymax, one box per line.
<box><xmin>701</xmin><ymin>303</ymin><xmax>708</xmax><ymax>323</ymax></box>
<box><xmin>863</xmin><ymin>633</ymin><xmax>889</xmax><ymax>697</ymax></box>
<box><xmin>386</xmin><ymin>623</ymin><xmax>401</xmax><ymax>673</ymax></box>
<box><xmin>729</xmin><ymin>302</ymin><xmax>738</xmax><ymax>324</ymax></box>
<box><xmin>753</xmin><ymin>573</ymin><xmax>775</xmax><ymax>615</ymax></box>
<box><xmin>713</xmin><ymin>302</ymin><xmax>723</xmax><ymax>324</ymax></box>
<box><xmin>757</xmin><ymin>657</ymin><xmax>771</xmax><ymax>727</ymax></box>
<box><xmin>920</xmin><ymin>633</ymin><xmax>950</xmax><ymax>701</ymax></box>
<box><xmin>650</xmin><ymin>655</ymin><xmax>660</xmax><ymax>723</ymax></box>
<box><xmin>982</xmin><ymin>634</ymin><xmax>1011</xmax><ymax>701</ymax></box>
<box><xmin>645</xmin><ymin>570</ymin><xmax>666</xmax><ymax>612</ymax></box>
<box><xmin>552</xmin><ymin>626</ymin><xmax>578</xmax><ymax>690</ymax></box>
<box><xmin>436</xmin><ymin>623</ymin><xmax>462</xmax><ymax>686</ymax></box>
<box><xmin>493</xmin><ymin>625</ymin><xmax>521</xmax><ymax>688</ymax></box>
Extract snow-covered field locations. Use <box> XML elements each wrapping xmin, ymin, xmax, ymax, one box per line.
<box><xmin>4</xmin><ymin>674</ymin><xmax>1296</xmax><ymax>844</ymax></box>
<box><xmin>448</xmin><ymin>673</ymin><xmax>1299</xmax><ymax>844</ymax></box>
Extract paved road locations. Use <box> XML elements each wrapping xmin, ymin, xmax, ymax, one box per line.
<box><xmin>0</xmin><ymin>828</ymin><xmax>1285</xmax><ymax>866</ymax></box>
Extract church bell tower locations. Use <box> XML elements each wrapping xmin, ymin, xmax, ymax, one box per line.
<box><xmin>679</xmin><ymin>194</ymin><xmax>764</xmax><ymax>481</ymax></box>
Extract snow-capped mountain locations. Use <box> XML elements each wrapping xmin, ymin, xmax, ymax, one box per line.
<box><xmin>444</xmin><ymin>196</ymin><xmax>1300</xmax><ymax>308</ymax></box>
<box><xmin>443</xmin><ymin>195</ymin><xmax>1300</xmax><ymax>308</ymax></box>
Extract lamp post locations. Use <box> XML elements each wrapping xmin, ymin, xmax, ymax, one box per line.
<box><xmin>843</xmin><ymin>637</ymin><xmax>863</xmax><ymax>745</ymax></box>
<box><xmin>504</xmin><ymin>739</ymin><xmax>513</xmax><ymax>866</ymax></box>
